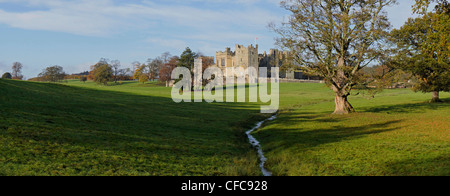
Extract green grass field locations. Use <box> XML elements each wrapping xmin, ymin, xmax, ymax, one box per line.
<box><xmin>260</xmin><ymin>83</ymin><xmax>450</xmax><ymax>176</ymax></box>
<box><xmin>0</xmin><ymin>79</ymin><xmax>266</xmax><ymax>176</ymax></box>
<box><xmin>0</xmin><ymin>79</ymin><xmax>448</xmax><ymax>176</ymax></box>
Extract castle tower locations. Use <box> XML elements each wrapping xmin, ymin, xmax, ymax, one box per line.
<box><xmin>216</xmin><ymin>44</ymin><xmax>259</xmax><ymax>80</ymax></box>
<box><xmin>216</xmin><ymin>47</ymin><xmax>235</xmax><ymax>68</ymax></box>
<box><xmin>234</xmin><ymin>44</ymin><xmax>258</xmax><ymax>70</ymax></box>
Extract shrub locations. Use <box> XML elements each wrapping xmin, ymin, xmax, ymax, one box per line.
<box><xmin>1</xmin><ymin>72</ymin><xmax>12</xmax><ymax>79</ymax></box>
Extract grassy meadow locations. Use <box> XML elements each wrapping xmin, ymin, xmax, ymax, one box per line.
<box><xmin>260</xmin><ymin>83</ymin><xmax>450</xmax><ymax>176</ymax></box>
<box><xmin>0</xmin><ymin>79</ymin><xmax>448</xmax><ymax>176</ymax></box>
<box><xmin>0</xmin><ymin>79</ymin><xmax>265</xmax><ymax>176</ymax></box>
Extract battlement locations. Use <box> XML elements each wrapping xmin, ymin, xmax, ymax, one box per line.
<box><xmin>214</xmin><ymin>44</ymin><xmax>295</xmax><ymax>80</ymax></box>
<box><xmin>235</xmin><ymin>44</ymin><xmax>258</xmax><ymax>50</ymax></box>
<box><xmin>215</xmin><ymin>44</ymin><xmax>259</xmax><ymax>73</ymax></box>
<box><xmin>216</xmin><ymin>47</ymin><xmax>234</xmax><ymax>56</ymax></box>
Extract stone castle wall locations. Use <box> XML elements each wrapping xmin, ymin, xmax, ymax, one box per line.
<box><xmin>213</xmin><ymin>44</ymin><xmax>305</xmax><ymax>81</ymax></box>
<box><xmin>216</xmin><ymin>44</ymin><xmax>259</xmax><ymax>78</ymax></box>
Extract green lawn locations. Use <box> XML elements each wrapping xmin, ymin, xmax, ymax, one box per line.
<box><xmin>0</xmin><ymin>79</ymin><xmax>266</xmax><ymax>176</ymax></box>
<box><xmin>0</xmin><ymin>79</ymin><xmax>448</xmax><ymax>176</ymax></box>
<box><xmin>257</xmin><ymin>83</ymin><xmax>450</xmax><ymax>176</ymax></box>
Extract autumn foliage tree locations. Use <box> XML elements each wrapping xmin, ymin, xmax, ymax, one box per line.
<box><xmin>133</xmin><ymin>64</ymin><xmax>148</xmax><ymax>84</ymax></box>
<box><xmin>413</xmin><ymin>0</ymin><xmax>449</xmax><ymax>14</ymax></box>
<box><xmin>391</xmin><ymin>0</ymin><xmax>450</xmax><ymax>102</ymax></box>
<box><xmin>199</xmin><ymin>56</ymin><xmax>215</xmax><ymax>86</ymax></box>
<box><xmin>90</xmin><ymin>60</ymin><xmax>113</xmax><ymax>85</ymax></box>
<box><xmin>147</xmin><ymin>58</ymin><xmax>162</xmax><ymax>81</ymax></box>
<box><xmin>117</xmin><ymin>68</ymin><xmax>132</xmax><ymax>81</ymax></box>
<box><xmin>159</xmin><ymin>56</ymin><xmax>179</xmax><ymax>87</ymax></box>
<box><xmin>11</xmin><ymin>62</ymin><xmax>23</xmax><ymax>80</ymax></box>
<box><xmin>272</xmin><ymin>0</ymin><xmax>397</xmax><ymax>114</ymax></box>
<box><xmin>38</xmin><ymin>65</ymin><xmax>66</xmax><ymax>82</ymax></box>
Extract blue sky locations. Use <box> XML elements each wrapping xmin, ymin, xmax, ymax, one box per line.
<box><xmin>0</xmin><ymin>0</ymin><xmax>417</xmax><ymax>78</ymax></box>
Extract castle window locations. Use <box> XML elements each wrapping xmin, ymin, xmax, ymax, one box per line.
<box><xmin>221</xmin><ymin>59</ymin><xmax>225</xmax><ymax>67</ymax></box>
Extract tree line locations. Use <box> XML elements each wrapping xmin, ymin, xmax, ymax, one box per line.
<box><xmin>12</xmin><ymin>47</ymin><xmax>210</xmax><ymax>87</ymax></box>
<box><xmin>88</xmin><ymin>48</ymin><xmax>207</xmax><ymax>86</ymax></box>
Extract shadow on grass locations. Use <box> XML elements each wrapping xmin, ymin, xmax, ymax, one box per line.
<box><xmin>382</xmin><ymin>155</ymin><xmax>450</xmax><ymax>176</ymax></box>
<box><xmin>259</xmin><ymin>118</ymin><xmax>403</xmax><ymax>152</ymax></box>
<box><xmin>0</xmin><ymin>79</ymin><xmax>266</xmax><ymax>175</ymax></box>
<box><xmin>362</xmin><ymin>98</ymin><xmax>450</xmax><ymax>114</ymax></box>
<box><xmin>259</xmin><ymin>100</ymin><xmax>406</xmax><ymax>150</ymax></box>
<box><xmin>257</xmin><ymin>113</ymin><xmax>406</xmax><ymax>176</ymax></box>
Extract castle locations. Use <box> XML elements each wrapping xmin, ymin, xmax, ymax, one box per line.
<box><xmin>215</xmin><ymin>44</ymin><xmax>259</xmax><ymax>77</ymax></box>
<box><xmin>213</xmin><ymin>44</ymin><xmax>297</xmax><ymax>79</ymax></box>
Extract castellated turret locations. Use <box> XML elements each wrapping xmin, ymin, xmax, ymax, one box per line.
<box><xmin>214</xmin><ymin>44</ymin><xmax>260</xmax><ymax>81</ymax></box>
<box><xmin>234</xmin><ymin>44</ymin><xmax>258</xmax><ymax>70</ymax></box>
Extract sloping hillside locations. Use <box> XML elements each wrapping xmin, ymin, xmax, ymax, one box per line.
<box><xmin>0</xmin><ymin>79</ymin><xmax>264</xmax><ymax>176</ymax></box>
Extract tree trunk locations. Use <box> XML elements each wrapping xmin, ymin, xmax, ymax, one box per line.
<box><xmin>431</xmin><ymin>91</ymin><xmax>440</xmax><ymax>102</ymax></box>
<box><xmin>334</xmin><ymin>94</ymin><xmax>355</xmax><ymax>114</ymax></box>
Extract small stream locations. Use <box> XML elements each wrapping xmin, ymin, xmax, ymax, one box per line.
<box><xmin>246</xmin><ymin>115</ymin><xmax>277</xmax><ymax>176</ymax></box>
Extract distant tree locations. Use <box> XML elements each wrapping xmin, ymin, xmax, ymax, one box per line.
<box><xmin>133</xmin><ymin>64</ymin><xmax>147</xmax><ymax>83</ymax></box>
<box><xmin>98</xmin><ymin>58</ymin><xmax>110</xmax><ymax>65</ymax></box>
<box><xmin>80</xmin><ymin>76</ymin><xmax>87</xmax><ymax>83</ymax></box>
<box><xmin>199</xmin><ymin>56</ymin><xmax>214</xmax><ymax>72</ymax></box>
<box><xmin>146</xmin><ymin>58</ymin><xmax>161</xmax><ymax>82</ymax></box>
<box><xmin>160</xmin><ymin>52</ymin><xmax>172</xmax><ymax>64</ymax></box>
<box><xmin>38</xmin><ymin>65</ymin><xmax>66</xmax><ymax>82</ymax></box>
<box><xmin>271</xmin><ymin>0</ymin><xmax>397</xmax><ymax>114</ymax></box>
<box><xmin>178</xmin><ymin>47</ymin><xmax>198</xmax><ymax>71</ymax></box>
<box><xmin>139</xmin><ymin>74</ymin><xmax>149</xmax><ymax>84</ymax></box>
<box><xmin>91</xmin><ymin>60</ymin><xmax>113</xmax><ymax>85</ymax></box>
<box><xmin>159</xmin><ymin>56</ymin><xmax>179</xmax><ymax>87</ymax></box>
<box><xmin>358</xmin><ymin>65</ymin><xmax>411</xmax><ymax>96</ymax></box>
<box><xmin>11</xmin><ymin>62</ymin><xmax>23</xmax><ymax>80</ymax></box>
<box><xmin>2</xmin><ymin>72</ymin><xmax>12</xmax><ymax>79</ymax></box>
<box><xmin>111</xmin><ymin>60</ymin><xmax>121</xmax><ymax>83</ymax></box>
<box><xmin>117</xmin><ymin>68</ymin><xmax>131</xmax><ymax>80</ymax></box>
<box><xmin>391</xmin><ymin>1</ymin><xmax>450</xmax><ymax>102</ymax></box>
<box><xmin>199</xmin><ymin>56</ymin><xmax>215</xmax><ymax>86</ymax></box>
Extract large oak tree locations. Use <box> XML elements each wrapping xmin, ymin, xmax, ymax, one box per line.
<box><xmin>390</xmin><ymin>0</ymin><xmax>450</xmax><ymax>102</ymax></box>
<box><xmin>390</xmin><ymin>10</ymin><xmax>449</xmax><ymax>102</ymax></box>
<box><xmin>90</xmin><ymin>59</ymin><xmax>114</xmax><ymax>85</ymax></box>
<box><xmin>159</xmin><ymin>56</ymin><xmax>179</xmax><ymax>87</ymax></box>
<box><xmin>38</xmin><ymin>65</ymin><xmax>66</xmax><ymax>82</ymax></box>
<box><xmin>272</xmin><ymin>0</ymin><xmax>396</xmax><ymax>114</ymax></box>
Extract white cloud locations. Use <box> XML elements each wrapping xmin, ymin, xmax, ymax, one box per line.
<box><xmin>145</xmin><ymin>38</ymin><xmax>187</xmax><ymax>50</ymax></box>
<box><xmin>0</xmin><ymin>0</ymin><xmax>283</xmax><ymax>37</ymax></box>
<box><xmin>0</xmin><ymin>0</ymin><xmax>145</xmax><ymax>36</ymax></box>
<box><xmin>0</xmin><ymin>10</ymin><xmax>113</xmax><ymax>36</ymax></box>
